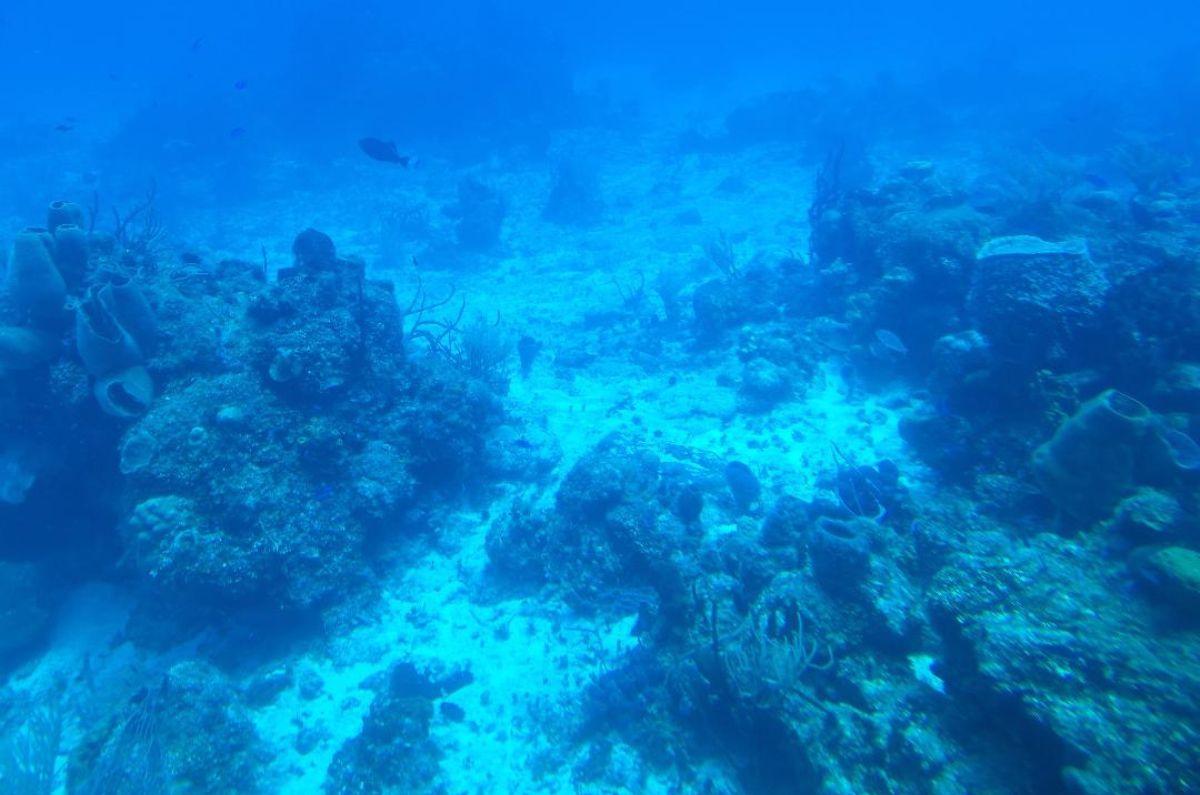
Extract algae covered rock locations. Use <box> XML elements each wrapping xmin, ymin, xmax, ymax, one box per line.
<box><xmin>350</xmin><ymin>440</ymin><xmax>416</xmax><ymax>520</ymax></box>
<box><xmin>1134</xmin><ymin>545</ymin><xmax>1200</xmax><ymax>613</ymax></box>
<box><xmin>126</xmin><ymin>495</ymin><xmax>261</xmax><ymax>599</ymax></box>
<box><xmin>740</xmin><ymin>357</ymin><xmax>793</xmax><ymax>409</ymax></box>
<box><xmin>691</xmin><ymin>266</ymin><xmax>778</xmax><ymax>346</ymax></box>
<box><xmin>253</xmin><ymin>231</ymin><xmax>404</xmax><ymax>403</ymax></box>
<box><xmin>107</xmin><ymin>228</ymin><xmax>497</xmax><ymax>616</ymax></box>
<box><xmin>323</xmin><ymin>662</ymin><xmax>443</xmax><ymax>795</ymax></box>
<box><xmin>71</xmin><ymin>660</ymin><xmax>268</xmax><ymax>794</ymax></box>
<box><xmin>1104</xmin><ymin>488</ymin><xmax>1187</xmax><ymax>544</ymax></box>
<box><xmin>928</xmin><ymin>533</ymin><xmax>1200</xmax><ymax>794</ymax></box>
<box><xmin>488</xmin><ymin>434</ymin><xmax>699</xmax><ymax>623</ymax></box>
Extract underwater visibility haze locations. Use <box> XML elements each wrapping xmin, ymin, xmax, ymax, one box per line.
<box><xmin>2</xmin><ymin>0</ymin><xmax>1200</xmax><ymax>792</ymax></box>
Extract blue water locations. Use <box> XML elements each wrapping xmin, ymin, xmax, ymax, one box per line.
<box><xmin>2</xmin><ymin>2</ymin><xmax>1199</xmax><ymax>793</ymax></box>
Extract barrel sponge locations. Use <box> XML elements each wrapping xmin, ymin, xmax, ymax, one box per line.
<box><xmin>809</xmin><ymin>516</ymin><xmax>872</xmax><ymax>595</ymax></box>
<box><xmin>1032</xmin><ymin>389</ymin><xmax>1154</xmax><ymax>527</ymax></box>
<box><xmin>969</xmin><ymin>235</ymin><xmax>1107</xmax><ymax>360</ymax></box>
<box><xmin>7</xmin><ymin>228</ymin><xmax>65</xmax><ymax>324</ymax></box>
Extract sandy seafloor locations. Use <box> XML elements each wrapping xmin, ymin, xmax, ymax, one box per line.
<box><xmin>4</xmin><ymin>121</ymin><xmax>940</xmax><ymax>793</ymax></box>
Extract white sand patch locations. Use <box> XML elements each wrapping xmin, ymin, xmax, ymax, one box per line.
<box><xmin>254</xmin><ymin>503</ymin><xmax>645</xmax><ymax>794</ymax></box>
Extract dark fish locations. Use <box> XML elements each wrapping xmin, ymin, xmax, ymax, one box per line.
<box><xmin>229</xmin><ymin>127</ymin><xmax>246</xmax><ymax>138</ymax></box>
<box><xmin>190</xmin><ymin>37</ymin><xmax>203</xmax><ymax>51</ymax></box>
<box><xmin>233</xmin><ymin>79</ymin><xmax>248</xmax><ymax>91</ymax></box>
<box><xmin>54</xmin><ymin>123</ymin><xmax>74</xmax><ymax>132</ymax></box>
<box><xmin>358</xmin><ymin>137</ymin><xmax>410</xmax><ymax>166</ymax></box>
<box><xmin>1082</xmin><ymin>173</ymin><xmax>1109</xmax><ymax>189</ymax></box>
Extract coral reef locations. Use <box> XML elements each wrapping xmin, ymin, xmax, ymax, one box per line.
<box><xmin>1</xmin><ymin>213</ymin><xmax>506</xmax><ymax>625</ymax></box>
<box><xmin>3</xmin><ymin>62</ymin><xmax>1200</xmax><ymax>794</ymax></box>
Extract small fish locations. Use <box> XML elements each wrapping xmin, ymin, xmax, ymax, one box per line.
<box><xmin>1158</xmin><ymin>426</ymin><xmax>1200</xmax><ymax>470</ymax></box>
<box><xmin>190</xmin><ymin>36</ymin><xmax>203</xmax><ymax>52</ymax></box>
<box><xmin>358</xmin><ymin>137</ymin><xmax>411</xmax><ymax>166</ymax></box>
<box><xmin>229</xmin><ymin>127</ymin><xmax>247</xmax><ymax>138</ymax></box>
<box><xmin>54</xmin><ymin>123</ymin><xmax>74</xmax><ymax>132</ymax></box>
<box><xmin>233</xmin><ymin>79</ymin><xmax>249</xmax><ymax>91</ymax></box>
<box><xmin>873</xmin><ymin>328</ymin><xmax>909</xmax><ymax>355</ymax></box>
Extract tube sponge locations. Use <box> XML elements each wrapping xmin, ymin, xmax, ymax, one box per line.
<box><xmin>52</xmin><ymin>223</ymin><xmax>89</xmax><ymax>292</ymax></box>
<box><xmin>93</xmin><ymin>365</ymin><xmax>154</xmax><ymax>418</ymax></box>
<box><xmin>0</xmin><ymin>326</ymin><xmax>58</xmax><ymax>371</ymax></box>
<box><xmin>74</xmin><ymin>281</ymin><xmax>157</xmax><ymax>376</ymax></box>
<box><xmin>46</xmin><ymin>200</ymin><xmax>85</xmax><ymax>234</ymax></box>
<box><xmin>75</xmin><ymin>285</ymin><xmax>142</xmax><ymax>376</ymax></box>
<box><xmin>105</xmin><ymin>280</ymin><xmax>157</xmax><ymax>356</ymax></box>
